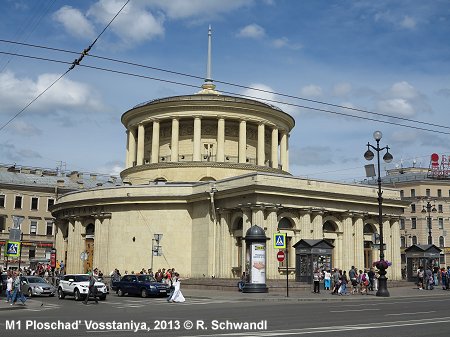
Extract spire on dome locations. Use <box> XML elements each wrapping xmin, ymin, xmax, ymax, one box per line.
<box><xmin>198</xmin><ymin>25</ymin><xmax>219</xmax><ymax>95</ymax></box>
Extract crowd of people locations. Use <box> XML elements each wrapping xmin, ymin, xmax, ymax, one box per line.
<box><xmin>416</xmin><ymin>265</ymin><xmax>450</xmax><ymax>290</ymax></box>
<box><xmin>312</xmin><ymin>266</ymin><xmax>378</xmax><ymax>295</ymax></box>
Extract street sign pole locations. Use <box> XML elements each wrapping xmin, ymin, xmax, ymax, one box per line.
<box><xmin>18</xmin><ymin>232</ymin><xmax>24</xmax><ymax>271</ymax></box>
<box><xmin>286</xmin><ymin>248</ymin><xmax>289</xmax><ymax>298</ymax></box>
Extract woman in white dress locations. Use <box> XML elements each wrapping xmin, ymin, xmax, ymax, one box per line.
<box><xmin>169</xmin><ymin>273</ymin><xmax>185</xmax><ymax>303</ymax></box>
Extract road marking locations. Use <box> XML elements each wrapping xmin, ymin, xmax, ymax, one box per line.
<box><xmin>329</xmin><ymin>298</ymin><xmax>450</xmax><ymax>308</ymax></box>
<box><xmin>330</xmin><ymin>308</ymin><xmax>380</xmax><ymax>313</ymax></box>
<box><xmin>385</xmin><ymin>310</ymin><xmax>436</xmax><ymax>316</ymax></box>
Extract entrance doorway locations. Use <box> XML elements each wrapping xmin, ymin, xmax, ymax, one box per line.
<box><xmin>364</xmin><ymin>241</ymin><xmax>373</xmax><ymax>269</ymax></box>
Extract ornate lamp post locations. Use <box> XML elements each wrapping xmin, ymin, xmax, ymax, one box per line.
<box><xmin>421</xmin><ymin>201</ymin><xmax>436</xmax><ymax>245</ymax></box>
<box><xmin>364</xmin><ymin>131</ymin><xmax>393</xmax><ymax>297</ymax></box>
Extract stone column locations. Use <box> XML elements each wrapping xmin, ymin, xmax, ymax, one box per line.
<box><xmin>271</xmin><ymin>128</ymin><xmax>279</xmax><ymax>169</ymax></box>
<box><xmin>151</xmin><ymin>121</ymin><xmax>160</xmax><ymax>164</ymax></box>
<box><xmin>239</xmin><ymin>120</ymin><xmax>247</xmax><ymax>163</ymax></box>
<box><xmin>67</xmin><ymin>219</ymin><xmax>84</xmax><ymax>274</ymax></box>
<box><xmin>266</xmin><ymin>207</ymin><xmax>278</xmax><ymax>279</ymax></box>
<box><xmin>257</xmin><ymin>123</ymin><xmax>265</xmax><ymax>166</ymax></box>
<box><xmin>241</xmin><ymin>208</ymin><xmax>252</xmax><ymax>272</ymax></box>
<box><xmin>342</xmin><ymin>215</ymin><xmax>354</xmax><ymax>272</ymax></box>
<box><xmin>193</xmin><ymin>117</ymin><xmax>202</xmax><ymax>161</ymax></box>
<box><xmin>311</xmin><ymin>210</ymin><xmax>323</xmax><ymax>240</ymax></box>
<box><xmin>92</xmin><ymin>216</ymin><xmax>110</xmax><ymax>274</ymax></box>
<box><xmin>286</xmin><ymin>134</ymin><xmax>290</xmax><ymax>172</ymax></box>
<box><xmin>219</xmin><ymin>211</ymin><xmax>231</xmax><ymax>277</ymax></box>
<box><xmin>171</xmin><ymin>118</ymin><xmax>179</xmax><ymax>162</ymax></box>
<box><xmin>66</xmin><ymin>219</ymin><xmax>75</xmax><ymax>273</ymax></box>
<box><xmin>383</xmin><ymin>218</ymin><xmax>392</xmax><ymax>279</ymax></box>
<box><xmin>390</xmin><ymin>219</ymin><xmax>401</xmax><ymax>280</ymax></box>
<box><xmin>55</xmin><ymin>221</ymin><xmax>67</xmax><ymax>264</ymax></box>
<box><xmin>137</xmin><ymin>124</ymin><xmax>145</xmax><ymax>166</ymax></box>
<box><xmin>353</xmin><ymin>216</ymin><xmax>364</xmax><ymax>271</ymax></box>
<box><xmin>127</xmin><ymin>127</ymin><xmax>137</xmax><ymax>168</ymax></box>
<box><xmin>217</xmin><ymin>117</ymin><xmax>225</xmax><ymax>162</ymax></box>
<box><xmin>335</xmin><ymin>233</ymin><xmax>343</xmax><ymax>270</ymax></box>
<box><xmin>299</xmin><ymin>210</ymin><xmax>312</xmax><ymax>239</ymax></box>
<box><xmin>280</xmin><ymin>130</ymin><xmax>287</xmax><ymax>171</ymax></box>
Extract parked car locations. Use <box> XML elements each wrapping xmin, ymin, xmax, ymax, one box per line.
<box><xmin>58</xmin><ymin>274</ymin><xmax>108</xmax><ymax>301</ymax></box>
<box><xmin>20</xmin><ymin>276</ymin><xmax>56</xmax><ymax>297</ymax></box>
<box><xmin>112</xmin><ymin>274</ymin><xmax>169</xmax><ymax>298</ymax></box>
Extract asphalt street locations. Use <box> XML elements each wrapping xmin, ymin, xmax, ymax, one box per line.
<box><xmin>1</xmin><ymin>287</ymin><xmax>450</xmax><ymax>337</ymax></box>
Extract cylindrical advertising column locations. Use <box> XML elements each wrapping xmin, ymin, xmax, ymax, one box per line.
<box><xmin>243</xmin><ymin>225</ymin><xmax>269</xmax><ymax>293</ymax></box>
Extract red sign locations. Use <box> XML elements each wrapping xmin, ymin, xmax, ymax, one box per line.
<box><xmin>50</xmin><ymin>248</ymin><xmax>56</xmax><ymax>268</ymax></box>
<box><xmin>277</xmin><ymin>251</ymin><xmax>285</xmax><ymax>262</ymax></box>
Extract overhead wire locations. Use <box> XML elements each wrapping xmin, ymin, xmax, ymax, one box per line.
<box><xmin>0</xmin><ymin>0</ymin><xmax>130</xmax><ymax>133</ymax></box>
<box><xmin>0</xmin><ymin>38</ymin><xmax>449</xmax><ymax>132</ymax></box>
<box><xmin>1</xmin><ymin>49</ymin><xmax>449</xmax><ymax>137</ymax></box>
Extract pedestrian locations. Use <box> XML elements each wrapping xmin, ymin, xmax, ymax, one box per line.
<box><xmin>313</xmin><ymin>269</ymin><xmax>321</xmax><ymax>293</ymax></box>
<box><xmin>360</xmin><ymin>270</ymin><xmax>369</xmax><ymax>295</ymax></box>
<box><xmin>238</xmin><ymin>272</ymin><xmax>247</xmax><ymax>292</ymax></box>
<box><xmin>168</xmin><ymin>273</ymin><xmax>185</xmax><ymax>303</ymax></box>
<box><xmin>5</xmin><ymin>271</ymin><xmax>13</xmax><ymax>303</ymax></box>
<box><xmin>10</xmin><ymin>272</ymin><xmax>27</xmax><ymax>306</ymax></box>
<box><xmin>349</xmin><ymin>266</ymin><xmax>358</xmax><ymax>294</ymax></box>
<box><xmin>368</xmin><ymin>268</ymin><xmax>375</xmax><ymax>291</ymax></box>
<box><xmin>441</xmin><ymin>268</ymin><xmax>447</xmax><ymax>290</ymax></box>
<box><xmin>324</xmin><ymin>269</ymin><xmax>331</xmax><ymax>291</ymax></box>
<box><xmin>331</xmin><ymin>269</ymin><xmax>340</xmax><ymax>294</ymax></box>
<box><xmin>417</xmin><ymin>267</ymin><xmax>424</xmax><ymax>290</ymax></box>
<box><xmin>83</xmin><ymin>272</ymin><xmax>98</xmax><ymax>304</ymax></box>
<box><xmin>339</xmin><ymin>270</ymin><xmax>348</xmax><ymax>295</ymax></box>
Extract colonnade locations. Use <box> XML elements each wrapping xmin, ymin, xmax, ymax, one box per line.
<box><xmin>125</xmin><ymin>117</ymin><xmax>289</xmax><ymax>171</ymax></box>
<box><xmin>213</xmin><ymin>207</ymin><xmax>402</xmax><ymax>280</ymax></box>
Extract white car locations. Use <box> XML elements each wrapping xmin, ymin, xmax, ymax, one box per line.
<box><xmin>58</xmin><ymin>274</ymin><xmax>108</xmax><ymax>301</ymax></box>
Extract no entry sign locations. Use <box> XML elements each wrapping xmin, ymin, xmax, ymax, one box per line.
<box><xmin>277</xmin><ymin>251</ymin><xmax>285</xmax><ymax>262</ymax></box>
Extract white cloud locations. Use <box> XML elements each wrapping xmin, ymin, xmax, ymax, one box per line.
<box><xmin>53</xmin><ymin>6</ymin><xmax>96</xmax><ymax>40</ymax></box>
<box><xmin>272</xmin><ymin>37</ymin><xmax>302</xmax><ymax>50</ymax></box>
<box><xmin>377</xmin><ymin>98</ymin><xmax>414</xmax><ymax>116</ymax></box>
<box><xmin>332</xmin><ymin>82</ymin><xmax>352</xmax><ymax>97</ymax></box>
<box><xmin>97</xmin><ymin>160</ymin><xmax>124</xmax><ymax>176</ymax></box>
<box><xmin>11</xmin><ymin>120</ymin><xmax>42</xmax><ymax>136</ymax></box>
<box><xmin>0</xmin><ymin>71</ymin><xmax>105</xmax><ymax>116</ymax></box>
<box><xmin>300</xmin><ymin>85</ymin><xmax>322</xmax><ymax>98</ymax></box>
<box><xmin>87</xmin><ymin>0</ymin><xmax>164</xmax><ymax>45</ymax></box>
<box><xmin>237</xmin><ymin>24</ymin><xmax>265</xmax><ymax>39</ymax></box>
<box><xmin>389</xmin><ymin>81</ymin><xmax>419</xmax><ymax>100</ymax></box>
<box><xmin>400</xmin><ymin>15</ymin><xmax>416</xmax><ymax>29</ymax></box>
<box><xmin>241</xmin><ymin>83</ymin><xmax>276</xmax><ymax>103</ymax></box>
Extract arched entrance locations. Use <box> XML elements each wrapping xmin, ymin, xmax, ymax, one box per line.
<box><xmin>363</xmin><ymin>223</ymin><xmax>377</xmax><ymax>270</ymax></box>
<box><xmin>84</xmin><ymin>223</ymin><xmax>95</xmax><ymax>272</ymax></box>
<box><xmin>323</xmin><ymin>220</ymin><xmax>338</xmax><ymax>269</ymax></box>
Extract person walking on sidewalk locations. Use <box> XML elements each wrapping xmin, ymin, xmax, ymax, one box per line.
<box><xmin>5</xmin><ymin>271</ymin><xmax>13</xmax><ymax>303</ymax></box>
<box><xmin>313</xmin><ymin>269</ymin><xmax>321</xmax><ymax>293</ymax></box>
<box><xmin>324</xmin><ymin>270</ymin><xmax>331</xmax><ymax>291</ymax></box>
<box><xmin>331</xmin><ymin>269</ymin><xmax>340</xmax><ymax>294</ymax></box>
<box><xmin>10</xmin><ymin>272</ymin><xmax>27</xmax><ymax>306</ymax></box>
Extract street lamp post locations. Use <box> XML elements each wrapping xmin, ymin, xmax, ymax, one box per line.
<box><xmin>421</xmin><ymin>201</ymin><xmax>437</xmax><ymax>245</ymax></box>
<box><xmin>364</xmin><ymin>130</ymin><xmax>393</xmax><ymax>297</ymax></box>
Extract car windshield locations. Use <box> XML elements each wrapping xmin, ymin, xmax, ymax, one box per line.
<box><xmin>27</xmin><ymin>277</ymin><xmax>47</xmax><ymax>284</ymax></box>
<box><xmin>137</xmin><ymin>275</ymin><xmax>157</xmax><ymax>283</ymax></box>
<box><xmin>75</xmin><ymin>275</ymin><xmax>90</xmax><ymax>282</ymax></box>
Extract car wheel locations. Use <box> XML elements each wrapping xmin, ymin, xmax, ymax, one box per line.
<box><xmin>74</xmin><ymin>289</ymin><xmax>81</xmax><ymax>301</ymax></box>
<box><xmin>28</xmin><ymin>288</ymin><xmax>33</xmax><ymax>297</ymax></box>
<box><xmin>58</xmin><ymin>288</ymin><xmax>65</xmax><ymax>299</ymax></box>
<box><xmin>117</xmin><ymin>288</ymin><xmax>124</xmax><ymax>297</ymax></box>
<box><xmin>141</xmin><ymin>289</ymin><xmax>148</xmax><ymax>298</ymax></box>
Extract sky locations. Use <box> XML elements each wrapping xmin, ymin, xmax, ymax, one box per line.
<box><xmin>0</xmin><ymin>0</ymin><xmax>449</xmax><ymax>183</ymax></box>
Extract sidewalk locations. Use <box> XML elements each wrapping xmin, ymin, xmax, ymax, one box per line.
<box><xmin>182</xmin><ymin>285</ymin><xmax>450</xmax><ymax>302</ymax></box>
<box><xmin>0</xmin><ymin>298</ymin><xmax>44</xmax><ymax>311</ymax></box>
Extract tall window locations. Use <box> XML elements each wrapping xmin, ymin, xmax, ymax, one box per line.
<box><xmin>411</xmin><ymin>189</ymin><xmax>415</xmax><ymax>198</ymax></box>
<box><xmin>439</xmin><ymin>218</ymin><xmax>444</xmax><ymax>229</ymax></box>
<box><xmin>438</xmin><ymin>189</ymin><xmax>442</xmax><ymax>197</ymax></box>
<box><xmin>426</xmin><ymin>189</ymin><xmax>430</xmax><ymax>197</ymax></box>
<box><xmin>439</xmin><ymin>236</ymin><xmax>445</xmax><ymax>248</ymax></box>
<box><xmin>411</xmin><ymin>218</ymin><xmax>417</xmax><ymax>229</ymax></box>
<box><xmin>411</xmin><ymin>204</ymin><xmax>416</xmax><ymax>213</ymax></box>
<box><xmin>438</xmin><ymin>205</ymin><xmax>443</xmax><ymax>213</ymax></box>
<box><xmin>47</xmin><ymin>198</ymin><xmax>55</xmax><ymax>211</ymax></box>
<box><xmin>46</xmin><ymin>221</ymin><xmax>53</xmax><ymax>236</ymax></box>
<box><xmin>29</xmin><ymin>247</ymin><xmax>36</xmax><ymax>259</ymax></box>
<box><xmin>14</xmin><ymin>195</ymin><xmax>22</xmax><ymax>209</ymax></box>
<box><xmin>30</xmin><ymin>221</ymin><xmax>37</xmax><ymax>236</ymax></box>
<box><xmin>400</xmin><ymin>236</ymin><xmax>405</xmax><ymax>248</ymax></box>
<box><xmin>400</xmin><ymin>218</ymin><xmax>405</xmax><ymax>230</ymax></box>
<box><xmin>412</xmin><ymin>236</ymin><xmax>417</xmax><ymax>245</ymax></box>
<box><xmin>31</xmin><ymin>197</ymin><xmax>38</xmax><ymax>210</ymax></box>
<box><xmin>0</xmin><ymin>216</ymin><xmax>5</xmax><ymax>231</ymax></box>
<box><xmin>0</xmin><ymin>195</ymin><xmax>5</xmax><ymax>208</ymax></box>
<box><xmin>400</xmin><ymin>190</ymin><xmax>404</xmax><ymax>198</ymax></box>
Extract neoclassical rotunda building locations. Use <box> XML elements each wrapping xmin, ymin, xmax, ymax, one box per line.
<box><xmin>52</xmin><ymin>29</ymin><xmax>407</xmax><ymax>281</ymax></box>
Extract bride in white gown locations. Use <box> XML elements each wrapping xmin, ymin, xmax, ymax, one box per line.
<box><xmin>169</xmin><ymin>273</ymin><xmax>185</xmax><ymax>303</ymax></box>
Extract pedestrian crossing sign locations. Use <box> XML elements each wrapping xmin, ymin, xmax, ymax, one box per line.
<box><xmin>273</xmin><ymin>233</ymin><xmax>286</xmax><ymax>249</ymax></box>
<box><xmin>6</xmin><ymin>241</ymin><xmax>21</xmax><ymax>257</ymax></box>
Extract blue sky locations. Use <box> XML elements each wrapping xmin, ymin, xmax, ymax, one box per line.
<box><xmin>0</xmin><ymin>0</ymin><xmax>449</xmax><ymax>182</ymax></box>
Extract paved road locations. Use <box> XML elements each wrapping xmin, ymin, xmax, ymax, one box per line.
<box><xmin>1</xmin><ymin>287</ymin><xmax>450</xmax><ymax>336</ymax></box>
